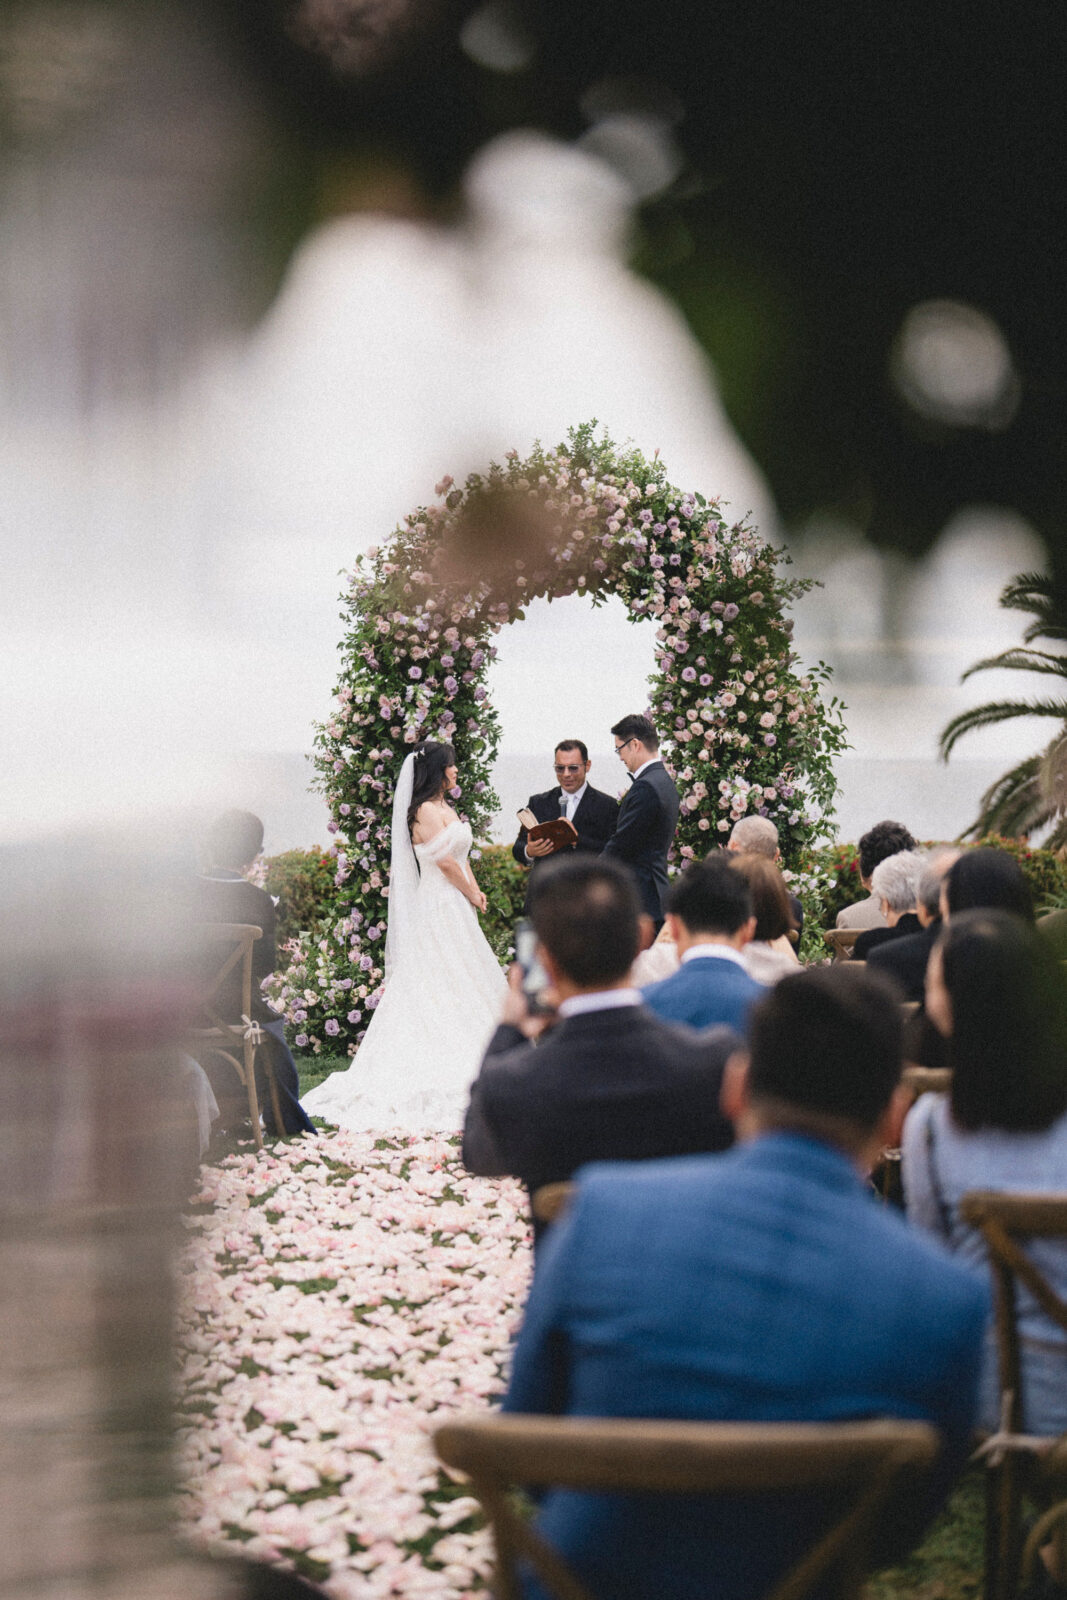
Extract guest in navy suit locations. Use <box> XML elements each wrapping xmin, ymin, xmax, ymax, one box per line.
<box><xmin>602</xmin><ymin>713</ymin><xmax>680</xmax><ymax>930</ymax></box>
<box><xmin>512</xmin><ymin>740</ymin><xmax>619</xmax><ymax>913</ymax></box>
<box><xmin>642</xmin><ymin>853</ymin><xmax>767</xmax><ymax>1034</ymax></box>
<box><xmin>462</xmin><ymin>855</ymin><xmax>736</xmax><ymax>1237</ymax></box>
<box><xmin>504</xmin><ymin>965</ymin><xmax>989</xmax><ymax>1600</ymax></box>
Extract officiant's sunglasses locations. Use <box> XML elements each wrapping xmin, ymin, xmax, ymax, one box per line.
<box><xmin>553</xmin><ymin>762</ymin><xmax>584</xmax><ymax>773</ymax></box>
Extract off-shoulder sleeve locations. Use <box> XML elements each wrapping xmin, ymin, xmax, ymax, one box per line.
<box><xmin>416</xmin><ymin>827</ymin><xmax>459</xmax><ymax>863</ymax></box>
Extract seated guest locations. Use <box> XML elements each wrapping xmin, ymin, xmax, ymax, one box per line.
<box><xmin>836</xmin><ymin>819</ymin><xmax>918</xmax><ymax>930</ymax></box>
<box><xmin>906</xmin><ymin>847</ymin><xmax>1035</xmax><ymax>1071</ymax></box>
<box><xmin>902</xmin><ymin>910</ymin><xmax>1067</xmax><ymax>1433</ymax></box>
<box><xmin>195</xmin><ymin>810</ymin><xmax>314</xmax><ymax>1137</ymax></box>
<box><xmin>853</xmin><ymin>850</ymin><xmax>926</xmax><ymax>960</ymax></box>
<box><xmin>868</xmin><ymin>848</ymin><xmax>958</xmax><ymax>1001</ymax></box>
<box><xmin>462</xmin><ymin>856</ymin><xmax>735</xmax><ymax>1235</ymax></box>
<box><xmin>942</xmin><ymin>845</ymin><xmax>1035</xmax><ymax>924</ymax></box>
<box><xmin>504</xmin><ymin>966</ymin><xmax>988</xmax><ymax>1600</ymax></box>
<box><xmin>642</xmin><ymin>855</ymin><xmax>767</xmax><ymax>1032</ymax></box>
<box><xmin>728</xmin><ymin>852</ymin><xmax>800</xmax><ymax>986</ymax></box>
<box><xmin>629</xmin><ymin>920</ymin><xmax>679</xmax><ymax>986</ymax></box>
<box><xmin>727</xmin><ymin>815</ymin><xmax>804</xmax><ymax>936</ymax></box>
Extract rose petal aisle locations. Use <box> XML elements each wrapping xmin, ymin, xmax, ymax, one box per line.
<box><xmin>175</xmin><ymin>1132</ymin><xmax>531</xmax><ymax>1598</ymax></box>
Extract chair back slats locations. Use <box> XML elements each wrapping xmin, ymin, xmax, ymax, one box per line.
<box><xmin>957</xmin><ymin>1190</ymin><xmax>1067</xmax><ymax>1600</ymax></box>
<box><xmin>189</xmin><ymin>924</ymin><xmax>269</xmax><ymax>1151</ymax></box>
<box><xmin>434</xmin><ymin>1415</ymin><xmax>937</xmax><ymax>1600</ymax></box>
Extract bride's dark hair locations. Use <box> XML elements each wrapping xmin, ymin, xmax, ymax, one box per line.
<box><xmin>407</xmin><ymin>740</ymin><xmax>457</xmax><ymax>834</ymax></box>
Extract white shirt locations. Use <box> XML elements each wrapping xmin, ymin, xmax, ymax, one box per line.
<box><xmin>680</xmin><ymin>941</ymin><xmax>748</xmax><ymax>968</ymax></box>
<box><xmin>632</xmin><ymin>757</ymin><xmax>659</xmax><ymax>781</ymax></box>
<box><xmin>558</xmin><ymin>989</ymin><xmax>642</xmax><ymax>1019</ymax></box>
<box><xmin>560</xmin><ymin>780</ymin><xmax>588</xmax><ymax>822</ymax></box>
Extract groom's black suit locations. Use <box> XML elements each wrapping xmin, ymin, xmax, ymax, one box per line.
<box><xmin>512</xmin><ymin>784</ymin><xmax>619</xmax><ymax>911</ymax></box>
<box><xmin>602</xmin><ymin>759</ymin><xmax>680</xmax><ymax>926</ymax></box>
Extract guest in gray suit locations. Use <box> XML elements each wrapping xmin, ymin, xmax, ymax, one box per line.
<box><xmin>603</xmin><ymin>713</ymin><xmax>680</xmax><ymax>931</ymax></box>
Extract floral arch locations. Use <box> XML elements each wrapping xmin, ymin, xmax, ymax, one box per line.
<box><xmin>270</xmin><ymin>425</ymin><xmax>845</xmax><ymax>1054</ymax></box>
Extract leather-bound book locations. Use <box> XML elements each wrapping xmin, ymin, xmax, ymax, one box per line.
<box><xmin>516</xmin><ymin>808</ymin><xmax>579</xmax><ymax>853</ymax></box>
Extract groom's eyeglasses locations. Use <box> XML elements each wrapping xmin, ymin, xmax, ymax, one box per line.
<box><xmin>554</xmin><ymin>763</ymin><xmax>583</xmax><ymax>774</ymax></box>
<box><xmin>614</xmin><ymin>738</ymin><xmax>636</xmax><ymax>755</ymax></box>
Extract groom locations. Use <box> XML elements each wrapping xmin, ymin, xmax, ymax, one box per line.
<box><xmin>603</xmin><ymin>713</ymin><xmax>680</xmax><ymax>931</ymax></box>
<box><xmin>513</xmin><ymin>740</ymin><xmax>619</xmax><ymax>910</ymax></box>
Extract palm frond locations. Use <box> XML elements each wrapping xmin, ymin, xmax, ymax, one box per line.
<box><xmin>997</xmin><ymin>572</ymin><xmax>1067</xmax><ymax>644</ymax></box>
<box><xmin>939</xmin><ymin>698</ymin><xmax>1067</xmax><ymax>759</ymax></box>
<box><xmin>1041</xmin><ymin>815</ymin><xmax>1067</xmax><ymax>854</ymax></box>
<box><xmin>961</xmin><ymin>647</ymin><xmax>1067</xmax><ymax>683</ymax></box>
<box><xmin>961</xmin><ymin>753</ymin><xmax>1045</xmax><ymax>840</ymax></box>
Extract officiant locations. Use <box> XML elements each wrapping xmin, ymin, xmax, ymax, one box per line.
<box><xmin>512</xmin><ymin>740</ymin><xmax>619</xmax><ymax>911</ymax></box>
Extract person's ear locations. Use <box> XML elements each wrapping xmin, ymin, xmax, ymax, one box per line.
<box><xmin>665</xmin><ymin>912</ymin><xmax>682</xmax><ymax>946</ymax></box>
<box><xmin>636</xmin><ymin>913</ymin><xmax>655</xmax><ymax>953</ymax></box>
<box><xmin>737</xmin><ymin>914</ymin><xmax>758</xmax><ymax>948</ymax></box>
<box><xmin>720</xmin><ymin>1050</ymin><xmax>751</xmax><ymax>1126</ymax></box>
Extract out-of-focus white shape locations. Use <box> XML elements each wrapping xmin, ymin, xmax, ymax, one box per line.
<box><xmin>891</xmin><ymin>298</ymin><xmax>1020</xmax><ymax>429</ymax></box>
<box><xmin>459</xmin><ymin>0</ymin><xmax>535</xmax><ymax>73</ymax></box>
<box><xmin>579</xmin><ymin>113</ymin><xmax>684</xmax><ymax>201</ymax></box>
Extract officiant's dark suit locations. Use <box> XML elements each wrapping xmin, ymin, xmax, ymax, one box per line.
<box><xmin>512</xmin><ymin>762</ymin><xmax>619</xmax><ymax>912</ymax></box>
<box><xmin>603</xmin><ymin>721</ymin><xmax>681</xmax><ymax>928</ymax></box>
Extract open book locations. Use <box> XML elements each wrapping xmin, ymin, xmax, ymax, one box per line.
<box><xmin>517</xmin><ymin>808</ymin><xmax>579</xmax><ymax>853</ymax></box>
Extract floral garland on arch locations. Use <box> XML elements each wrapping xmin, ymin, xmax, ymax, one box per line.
<box><xmin>267</xmin><ymin>425</ymin><xmax>847</xmax><ymax>1056</ymax></box>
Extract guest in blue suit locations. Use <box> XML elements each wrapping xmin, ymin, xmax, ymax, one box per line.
<box><xmin>504</xmin><ymin>965</ymin><xmax>989</xmax><ymax>1600</ymax></box>
<box><xmin>642</xmin><ymin>852</ymin><xmax>767</xmax><ymax>1034</ymax></box>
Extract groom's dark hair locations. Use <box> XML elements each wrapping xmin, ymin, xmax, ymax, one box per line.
<box><xmin>610</xmin><ymin>713</ymin><xmax>658</xmax><ymax>752</ymax></box>
<box><xmin>529</xmin><ymin>856</ymin><xmax>641</xmax><ymax>985</ymax></box>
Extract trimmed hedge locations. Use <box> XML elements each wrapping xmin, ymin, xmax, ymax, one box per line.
<box><xmin>264</xmin><ymin>848</ymin><xmax>340</xmax><ymax>961</ymax></box>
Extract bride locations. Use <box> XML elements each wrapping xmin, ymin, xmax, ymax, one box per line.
<box><xmin>302</xmin><ymin>740</ymin><xmax>507</xmax><ymax>1132</ymax></box>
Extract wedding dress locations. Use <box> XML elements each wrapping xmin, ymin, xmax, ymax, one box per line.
<box><xmin>302</xmin><ymin>760</ymin><xmax>507</xmax><ymax>1132</ymax></box>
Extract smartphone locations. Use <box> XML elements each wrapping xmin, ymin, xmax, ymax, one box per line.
<box><xmin>514</xmin><ymin>918</ymin><xmax>553</xmax><ymax>1015</ymax></box>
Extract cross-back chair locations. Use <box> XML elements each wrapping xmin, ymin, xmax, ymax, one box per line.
<box><xmin>434</xmin><ymin>1413</ymin><xmax>938</xmax><ymax>1600</ymax></box>
<box><xmin>823</xmin><ymin>929</ymin><xmax>860</xmax><ymax>962</ymax></box>
<box><xmin>189</xmin><ymin>923</ymin><xmax>282</xmax><ymax>1151</ymax></box>
<box><xmin>958</xmin><ymin>1191</ymin><xmax>1067</xmax><ymax>1600</ymax></box>
<box><xmin>532</xmin><ymin>1182</ymin><xmax>575</xmax><ymax>1227</ymax></box>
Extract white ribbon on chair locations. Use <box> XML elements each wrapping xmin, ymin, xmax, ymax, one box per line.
<box><xmin>240</xmin><ymin>1015</ymin><xmax>264</xmax><ymax>1045</ymax></box>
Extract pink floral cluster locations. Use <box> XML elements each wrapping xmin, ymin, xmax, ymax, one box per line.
<box><xmin>175</xmin><ymin>1132</ymin><xmax>531</xmax><ymax>1597</ymax></box>
<box><xmin>268</xmin><ymin>425</ymin><xmax>844</xmax><ymax>1054</ymax></box>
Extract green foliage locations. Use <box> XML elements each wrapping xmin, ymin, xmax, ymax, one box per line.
<box><xmin>268</xmin><ymin>425</ymin><xmax>846</xmax><ymax>1053</ymax></box>
<box><xmin>941</xmin><ymin>570</ymin><xmax>1067</xmax><ymax>844</ymax></box>
<box><xmin>967</xmin><ymin>833</ymin><xmax>1067</xmax><ymax>909</ymax></box>
<box><xmin>264</xmin><ymin>847</ymin><xmax>339</xmax><ymax>956</ymax></box>
<box><xmin>798</xmin><ymin>840</ymin><xmax>865</xmax><ymax>928</ymax></box>
<box><xmin>473</xmin><ymin>843</ymin><xmax>526</xmax><ymax>963</ymax></box>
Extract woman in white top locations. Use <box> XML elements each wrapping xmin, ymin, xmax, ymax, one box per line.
<box><xmin>303</xmin><ymin>740</ymin><xmax>506</xmax><ymax>1132</ymax></box>
<box><xmin>902</xmin><ymin>909</ymin><xmax>1067</xmax><ymax>1433</ymax></box>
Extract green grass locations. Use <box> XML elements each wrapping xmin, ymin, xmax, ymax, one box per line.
<box><xmin>297</xmin><ymin>1053</ymin><xmax>348</xmax><ymax>1096</ymax></box>
<box><xmin>870</xmin><ymin>1468</ymin><xmax>983</xmax><ymax>1600</ymax></box>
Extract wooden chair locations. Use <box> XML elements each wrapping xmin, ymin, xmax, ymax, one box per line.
<box><xmin>189</xmin><ymin>923</ymin><xmax>282</xmax><ymax>1151</ymax></box>
<box><xmin>958</xmin><ymin>1191</ymin><xmax>1067</xmax><ymax>1600</ymax></box>
<box><xmin>901</xmin><ymin>1066</ymin><xmax>951</xmax><ymax>1097</ymax></box>
<box><xmin>823</xmin><ymin>929</ymin><xmax>860</xmax><ymax>962</ymax></box>
<box><xmin>434</xmin><ymin>1414</ymin><xmax>938</xmax><ymax>1600</ymax></box>
<box><xmin>532</xmin><ymin>1182</ymin><xmax>575</xmax><ymax>1226</ymax></box>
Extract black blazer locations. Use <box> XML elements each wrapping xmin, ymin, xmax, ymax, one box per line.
<box><xmin>512</xmin><ymin>784</ymin><xmax>619</xmax><ymax>909</ymax></box>
<box><xmin>854</xmin><ymin>911</ymin><xmax>922</xmax><ymax>962</ymax></box>
<box><xmin>602</xmin><ymin>760</ymin><xmax>681</xmax><ymax>923</ymax></box>
<box><xmin>462</xmin><ymin>1005</ymin><xmax>736</xmax><ymax>1236</ymax></box>
<box><xmin>868</xmin><ymin>920</ymin><xmax>939</xmax><ymax>1001</ymax></box>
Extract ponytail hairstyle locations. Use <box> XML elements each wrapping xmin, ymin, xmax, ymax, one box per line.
<box><xmin>406</xmin><ymin>741</ymin><xmax>457</xmax><ymax>835</ymax></box>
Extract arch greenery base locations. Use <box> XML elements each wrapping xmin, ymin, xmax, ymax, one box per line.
<box><xmin>268</xmin><ymin>425</ymin><xmax>846</xmax><ymax>1055</ymax></box>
